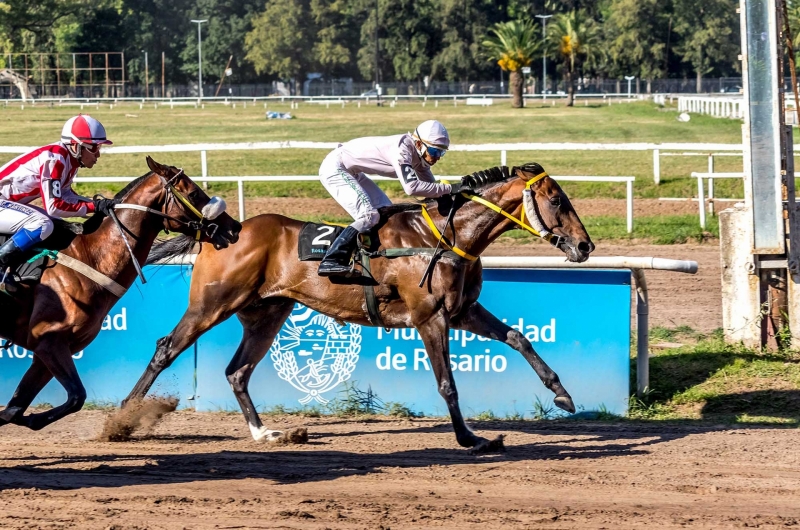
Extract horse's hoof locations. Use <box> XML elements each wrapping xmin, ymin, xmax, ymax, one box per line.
<box><xmin>250</xmin><ymin>425</ymin><xmax>284</xmax><ymax>442</ymax></box>
<box><xmin>554</xmin><ymin>395</ymin><xmax>576</xmax><ymax>414</ymax></box>
<box><xmin>468</xmin><ymin>434</ymin><xmax>506</xmax><ymax>455</ymax></box>
<box><xmin>0</xmin><ymin>406</ymin><xmax>22</xmax><ymax>423</ymax></box>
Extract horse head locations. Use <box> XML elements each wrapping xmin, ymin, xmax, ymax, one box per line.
<box><xmin>513</xmin><ymin>163</ymin><xmax>594</xmax><ymax>263</ymax></box>
<box><xmin>145</xmin><ymin>156</ymin><xmax>241</xmax><ymax>249</ymax></box>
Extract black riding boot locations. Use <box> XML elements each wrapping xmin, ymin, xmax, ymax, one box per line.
<box><xmin>318</xmin><ymin>226</ymin><xmax>360</xmax><ymax>278</ymax></box>
<box><xmin>0</xmin><ymin>238</ymin><xmax>24</xmax><ymax>296</ymax></box>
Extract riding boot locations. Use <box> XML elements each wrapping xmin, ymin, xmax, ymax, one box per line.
<box><xmin>0</xmin><ymin>238</ymin><xmax>24</xmax><ymax>296</ymax></box>
<box><xmin>318</xmin><ymin>226</ymin><xmax>361</xmax><ymax>278</ymax></box>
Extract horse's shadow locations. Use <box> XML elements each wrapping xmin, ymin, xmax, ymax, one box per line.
<box><xmin>0</xmin><ymin>420</ymin><xmax>739</xmax><ymax>492</ymax></box>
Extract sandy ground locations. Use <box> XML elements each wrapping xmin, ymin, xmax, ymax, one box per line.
<box><xmin>1</xmin><ymin>411</ymin><xmax>799</xmax><ymax>529</ymax></box>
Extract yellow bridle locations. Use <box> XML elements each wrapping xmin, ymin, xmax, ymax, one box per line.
<box><xmin>420</xmin><ymin>171</ymin><xmax>552</xmax><ymax>261</ymax></box>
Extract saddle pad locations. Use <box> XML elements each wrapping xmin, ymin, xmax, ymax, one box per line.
<box><xmin>298</xmin><ymin>222</ymin><xmax>346</xmax><ymax>261</ymax></box>
<box><xmin>0</xmin><ymin>235</ymin><xmax>50</xmax><ymax>282</ymax></box>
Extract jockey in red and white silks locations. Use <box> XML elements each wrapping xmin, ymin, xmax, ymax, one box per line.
<box><xmin>318</xmin><ymin>119</ymin><xmax>466</xmax><ymax>277</ymax></box>
<box><xmin>0</xmin><ymin>114</ymin><xmax>116</xmax><ymax>293</ymax></box>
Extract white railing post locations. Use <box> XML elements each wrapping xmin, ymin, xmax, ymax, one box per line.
<box><xmin>653</xmin><ymin>149</ymin><xmax>660</xmax><ymax>184</ymax></box>
<box><xmin>697</xmin><ymin>175</ymin><xmax>706</xmax><ymax>229</ymax></box>
<box><xmin>237</xmin><ymin>179</ymin><xmax>245</xmax><ymax>222</ymax></box>
<box><xmin>501</xmin><ymin>149</ymin><xmax>507</xmax><ymax>167</ymax></box>
<box><xmin>201</xmin><ymin>150</ymin><xmax>208</xmax><ymax>189</ymax></box>
<box><xmin>708</xmin><ymin>177</ymin><xmax>715</xmax><ymax>216</ymax></box>
<box><xmin>626</xmin><ymin>179</ymin><xmax>634</xmax><ymax>233</ymax></box>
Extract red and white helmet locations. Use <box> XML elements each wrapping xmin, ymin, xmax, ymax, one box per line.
<box><xmin>61</xmin><ymin>115</ymin><xmax>113</xmax><ymax>147</ymax></box>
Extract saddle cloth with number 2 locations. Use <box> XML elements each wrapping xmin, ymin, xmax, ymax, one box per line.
<box><xmin>297</xmin><ymin>222</ymin><xmax>346</xmax><ymax>261</ymax></box>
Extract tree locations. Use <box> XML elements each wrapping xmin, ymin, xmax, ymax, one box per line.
<box><xmin>483</xmin><ymin>19</ymin><xmax>540</xmax><ymax>108</ymax></box>
<box><xmin>673</xmin><ymin>0</ymin><xmax>739</xmax><ymax>92</ymax></box>
<box><xmin>245</xmin><ymin>0</ymin><xmax>315</xmax><ymax>88</ymax></box>
<box><xmin>604</xmin><ymin>0</ymin><xmax>673</xmax><ymax>90</ymax></box>
<box><xmin>546</xmin><ymin>9</ymin><xmax>603</xmax><ymax>106</ymax></box>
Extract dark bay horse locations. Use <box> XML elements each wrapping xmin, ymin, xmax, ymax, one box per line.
<box><xmin>127</xmin><ymin>163</ymin><xmax>594</xmax><ymax>451</ymax></box>
<box><xmin>0</xmin><ymin>157</ymin><xmax>241</xmax><ymax>430</ymax></box>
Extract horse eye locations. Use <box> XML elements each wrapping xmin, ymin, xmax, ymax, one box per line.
<box><xmin>549</xmin><ymin>196</ymin><xmax>561</xmax><ymax>207</ymax></box>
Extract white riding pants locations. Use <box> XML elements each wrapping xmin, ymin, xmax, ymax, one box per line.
<box><xmin>319</xmin><ymin>149</ymin><xmax>392</xmax><ymax>233</ymax></box>
<box><xmin>0</xmin><ymin>200</ymin><xmax>55</xmax><ymax>248</ymax></box>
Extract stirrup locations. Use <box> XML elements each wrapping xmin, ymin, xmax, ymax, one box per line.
<box><xmin>318</xmin><ymin>259</ymin><xmax>360</xmax><ymax>278</ymax></box>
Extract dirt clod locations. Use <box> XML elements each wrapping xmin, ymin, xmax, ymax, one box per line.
<box><xmin>98</xmin><ymin>397</ymin><xmax>179</xmax><ymax>442</ymax></box>
<box><xmin>273</xmin><ymin>427</ymin><xmax>309</xmax><ymax>445</ymax></box>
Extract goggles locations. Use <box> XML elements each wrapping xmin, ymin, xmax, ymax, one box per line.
<box><xmin>83</xmin><ymin>143</ymin><xmax>101</xmax><ymax>154</ymax></box>
<box><xmin>423</xmin><ymin>143</ymin><xmax>447</xmax><ymax>159</ymax></box>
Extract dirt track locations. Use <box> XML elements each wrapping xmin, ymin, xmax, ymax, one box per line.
<box><xmin>1</xmin><ymin>411</ymin><xmax>799</xmax><ymax>529</ymax></box>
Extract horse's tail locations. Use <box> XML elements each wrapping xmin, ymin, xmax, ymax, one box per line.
<box><xmin>146</xmin><ymin>235</ymin><xmax>196</xmax><ymax>265</ymax></box>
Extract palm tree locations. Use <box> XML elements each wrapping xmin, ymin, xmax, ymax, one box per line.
<box><xmin>546</xmin><ymin>10</ymin><xmax>604</xmax><ymax>107</ymax></box>
<box><xmin>483</xmin><ymin>20</ymin><xmax>540</xmax><ymax>108</ymax></box>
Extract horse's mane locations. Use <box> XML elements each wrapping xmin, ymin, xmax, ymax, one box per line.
<box><xmin>115</xmin><ymin>171</ymin><xmax>152</xmax><ymax>199</ymax></box>
<box><xmin>379</xmin><ymin>162</ymin><xmax>545</xmax><ymax>219</ymax></box>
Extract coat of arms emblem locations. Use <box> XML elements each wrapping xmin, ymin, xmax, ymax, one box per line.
<box><xmin>270</xmin><ymin>304</ymin><xmax>361</xmax><ymax>404</ymax></box>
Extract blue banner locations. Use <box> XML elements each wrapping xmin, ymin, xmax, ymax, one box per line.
<box><xmin>0</xmin><ymin>265</ymin><xmax>631</xmax><ymax>417</ymax></box>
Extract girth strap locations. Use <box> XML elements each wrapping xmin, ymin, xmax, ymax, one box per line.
<box><xmin>26</xmin><ymin>249</ymin><xmax>127</xmax><ymax>298</ymax></box>
<box><xmin>359</xmin><ymin>251</ymin><xmax>384</xmax><ymax>328</ymax></box>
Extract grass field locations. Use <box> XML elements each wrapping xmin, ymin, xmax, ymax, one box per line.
<box><xmin>0</xmin><ymin>100</ymin><xmax>740</xmax><ymax>241</ymax></box>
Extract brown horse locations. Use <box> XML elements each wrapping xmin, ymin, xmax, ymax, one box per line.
<box><xmin>126</xmin><ymin>163</ymin><xmax>594</xmax><ymax>451</ymax></box>
<box><xmin>0</xmin><ymin>157</ymin><xmax>241</xmax><ymax>430</ymax></box>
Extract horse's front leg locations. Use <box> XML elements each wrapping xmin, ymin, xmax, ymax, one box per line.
<box><xmin>452</xmin><ymin>301</ymin><xmax>575</xmax><ymax>414</ymax></box>
<box><xmin>415</xmin><ymin>312</ymin><xmax>501</xmax><ymax>452</ymax></box>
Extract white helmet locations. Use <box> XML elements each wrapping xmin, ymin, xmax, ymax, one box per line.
<box><xmin>411</xmin><ymin>120</ymin><xmax>449</xmax><ymax>165</ymax></box>
<box><xmin>61</xmin><ymin>114</ymin><xmax>112</xmax><ymax>150</ymax></box>
<box><xmin>412</xmin><ymin>119</ymin><xmax>450</xmax><ymax>150</ymax></box>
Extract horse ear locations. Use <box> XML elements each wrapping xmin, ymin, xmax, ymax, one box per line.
<box><xmin>146</xmin><ymin>156</ymin><xmax>165</xmax><ymax>175</ymax></box>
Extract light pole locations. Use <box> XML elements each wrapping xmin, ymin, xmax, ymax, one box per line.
<box><xmin>142</xmin><ymin>50</ymin><xmax>149</xmax><ymax>98</ymax></box>
<box><xmin>535</xmin><ymin>14</ymin><xmax>552</xmax><ymax>100</ymax></box>
<box><xmin>191</xmin><ymin>19</ymin><xmax>208</xmax><ymax>98</ymax></box>
<box><xmin>625</xmin><ymin>75</ymin><xmax>635</xmax><ymax>99</ymax></box>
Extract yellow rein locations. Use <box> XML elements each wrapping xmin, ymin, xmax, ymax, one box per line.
<box><xmin>420</xmin><ymin>171</ymin><xmax>551</xmax><ymax>260</ymax></box>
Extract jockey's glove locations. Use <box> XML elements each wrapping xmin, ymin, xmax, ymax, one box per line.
<box><xmin>448</xmin><ymin>182</ymin><xmax>475</xmax><ymax>195</ymax></box>
<box><xmin>92</xmin><ymin>196</ymin><xmax>121</xmax><ymax>216</ymax></box>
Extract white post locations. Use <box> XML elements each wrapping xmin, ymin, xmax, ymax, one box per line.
<box><xmin>501</xmin><ymin>150</ymin><xmax>507</xmax><ymax>167</ymax></box>
<box><xmin>626</xmin><ymin>179</ymin><xmax>634</xmax><ymax>233</ymax></box>
<box><xmin>237</xmin><ymin>179</ymin><xmax>245</xmax><ymax>222</ymax></box>
<box><xmin>200</xmin><ymin>150</ymin><xmax>208</xmax><ymax>189</ymax></box>
<box><xmin>708</xmin><ymin>177</ymin><xmax>715</xmax><ymax>216</ymax></box>
<box><xmin>653</xmin><ymin>149</ymin><xmax>660</xmax><ymax>184</ymax></box>
<box><xmin>697</xmin><ymin>175</ymin><xmax>706</xmax><ymax>229</ymax></box>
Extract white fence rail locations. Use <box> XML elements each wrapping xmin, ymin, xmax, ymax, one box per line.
<box><xmin>677</xmin><ymin>96</ymin><xmax>744</xmax><ymax>119</ymax></box>
<box><xmin>0</xmin><ymin>141</ymin><xmax>753</xmax><ymax>185</ymax></box>
<box><xmin>74</xmin><ymin>174</ymin><xmax>636</xmax><ymax>231</ymax></box>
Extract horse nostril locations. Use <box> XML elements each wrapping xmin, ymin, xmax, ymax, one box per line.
<box><xmin>578</xmin><ymin>241</ymin><xmax>593</xmax><ymax>254</ymax></box>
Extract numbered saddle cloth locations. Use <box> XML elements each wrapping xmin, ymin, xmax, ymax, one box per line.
<box><xmin>298</xmin><ymin>222</ymin><xmax>346</xmax><ymax>261</ymax></box>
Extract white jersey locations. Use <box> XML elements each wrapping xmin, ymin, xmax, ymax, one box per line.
<box><xmin>337</xmin><ymin>133</ymin><xmax>451</xmax><ymax>198</ymax></box>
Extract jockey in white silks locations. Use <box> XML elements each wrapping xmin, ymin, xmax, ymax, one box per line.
<box><xmin>317</xmin><ymin>119</ymin><xmax>470</xmax><ymax>277</ymax></box>
<box><xmin>0</xmin><ymin>114</ymin><xmax>119</xmax><ymax>294</ymax></box>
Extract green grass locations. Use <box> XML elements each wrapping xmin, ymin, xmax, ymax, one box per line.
<box><xmin>0</xmin><ymin>101</ymin><xmax>746</xmax><ymax>243</ymax></box>
<box><xmin>629</xmin><ymin>328</ymin><xmax>800</xmax><ymax>423</ymax></box>
<box><xmin>1</xmin><ymin>101</ymin><xmax>745</xmax><ymax>202</ymax></box>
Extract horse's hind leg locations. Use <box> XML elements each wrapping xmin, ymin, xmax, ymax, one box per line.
<box><xmin>225</xmin><ymin>299</ymin><xmax>294</xmax><ymax>442</ymax></box>
<box><xmin>0</xmin><ymin>356</ymin><xmax>53</xmax><ymax>426</ymax></box>
<box><xmin>123</xmin><ymin>304</ymin><xmax>242</xmax><ymax>407</ymax></box>
<box><xmin>15</xmin><ymin>338</ymin><xmax>87</xmax><ymax>430</ymax></box>
<box><xmin>452</xmin><ymin>301</ymin><xmax>575</xmax><ymax>413</ymax></box>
